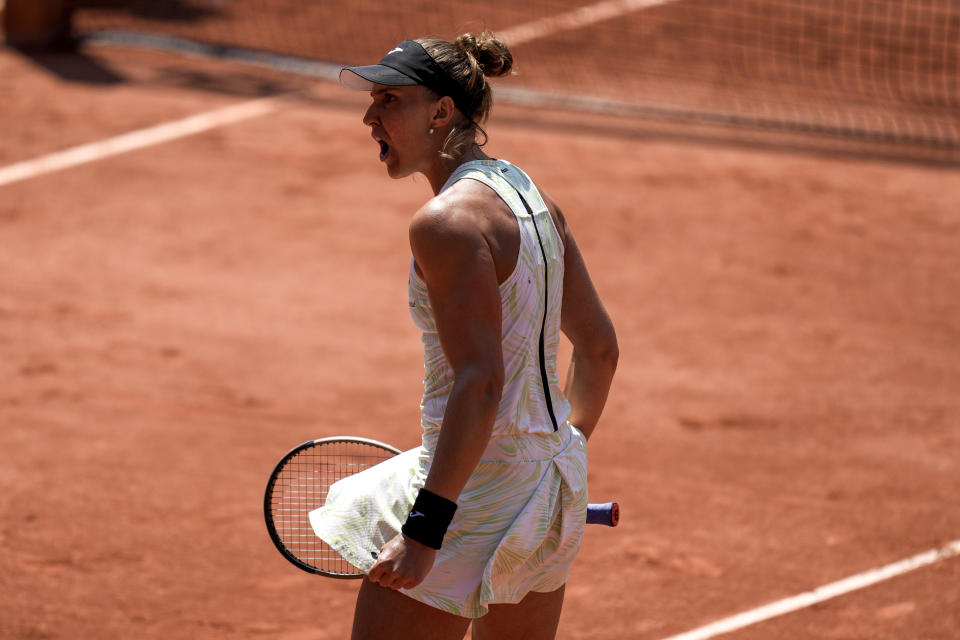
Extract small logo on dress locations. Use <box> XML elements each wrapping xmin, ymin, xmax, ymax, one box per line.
<box><xmin>408</xmin><ymin>511</ymin><xmax>426</xmax><ymax>518</ymax></box>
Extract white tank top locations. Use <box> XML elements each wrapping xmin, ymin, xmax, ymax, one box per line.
<box><xmin>408</xmin><ymin>159</ymin><xmax>571</xmax><ymax>449</ymax></box>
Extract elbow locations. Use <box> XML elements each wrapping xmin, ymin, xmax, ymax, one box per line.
<box><xmin>596</xmin><ymin>340</ymin><xmax>619</xmax><ymax>377</ymax></box>
<box><xmin>475</xmin><ymin>369</ymin><xmax>504</xmax><ymax>409</ymax></box>
<box><xmin>601</xmin><ymin>321</ymin><xmax>619</xmax><ymax>363</ymax></box>
<box><xmin>584</xmin><ymin>329</ymin><xmax>619</xmax><ymax>373</ymax></box>
<box><xmin>457</xmin><ymin>363</ymin><xmax>504</xmax><ymax>410</ymax></box>
<box><xmin>604</xmin><ymin>338</ymin><xmax>620</xmax><ymax>372</ymax></box>
<box><xmin>607</xmin><ymin>332</ymin><xmax>620</xmax><ymax>366</ymax></box>
<box><xmin>483</xmin><ymin>366</ymin><xmax>505</xmax><ymax>407</ymax></box>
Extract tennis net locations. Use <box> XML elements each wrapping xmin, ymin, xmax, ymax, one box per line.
<box><xmin>70</xmin><ymin>0</ymin><xmax>960</xmax><ymax>157</ymax></box>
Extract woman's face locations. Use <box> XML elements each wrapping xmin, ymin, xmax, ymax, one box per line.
<box><xmin>363</xmin><ymin>84</ymin><xmax>438</xmax><ymax>179</ymax></box>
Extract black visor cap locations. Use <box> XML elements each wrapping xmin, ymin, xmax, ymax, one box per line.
<box><xmin>340</xmin><ymin>40</ymin><xmax>475</xmax><ymax>115</ymax></box>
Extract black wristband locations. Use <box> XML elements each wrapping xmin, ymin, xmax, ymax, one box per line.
<box><xmin>401</xmin><ymin>488</ymin><xmax>458</xmax><ymax>550</ymax></box>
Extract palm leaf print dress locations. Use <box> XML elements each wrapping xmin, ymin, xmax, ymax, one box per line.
<box><xmin>309</xmin><ymin>159</ymin><xmax>588</xmax><ymax>618</ymax></box>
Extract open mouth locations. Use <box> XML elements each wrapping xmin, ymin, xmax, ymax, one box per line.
<box><xmin>378</xmin><ymin>140</ymin><xmax>389</xmax><ymax>161</ymax></box>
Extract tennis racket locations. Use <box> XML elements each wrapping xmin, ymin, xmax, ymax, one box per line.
<box><xmin>264</xmin><ymin>436</ymin><xmax>620</xmax><ymax>577</ymax></box>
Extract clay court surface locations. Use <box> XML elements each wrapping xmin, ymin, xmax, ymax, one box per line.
<box><xmin>1</xmin><ymin>23</ymin><xmax>959</xmax><ymax>640</ymax></box>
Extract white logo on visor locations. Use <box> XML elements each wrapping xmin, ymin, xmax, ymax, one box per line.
<box><xmin>387</xmin><ymin>47</ymin><xmax>403</xmax><ymax>55</ymax></box>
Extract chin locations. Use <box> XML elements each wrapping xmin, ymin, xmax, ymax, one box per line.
<box><xmin>385</xmin><ymin>163</ymin><xmax>414</xmax><ymax>180</ymax></box>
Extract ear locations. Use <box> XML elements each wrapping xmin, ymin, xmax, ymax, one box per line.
<box><xmin>429</xmin><ymin>96</ymin><xmax>457</xmax><ymax>129</ymax></box>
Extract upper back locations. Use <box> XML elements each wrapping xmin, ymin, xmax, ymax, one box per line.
<box><xmin>433</xmin><ymin>159</ymin><xmax>564</xmax><ymax>285</ymax></box>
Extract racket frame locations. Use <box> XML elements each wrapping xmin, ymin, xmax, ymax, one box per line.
<box><xmin>263</xmin><ymin>436</ymin><xmax>401</xmax><ymax>578</ymax></box>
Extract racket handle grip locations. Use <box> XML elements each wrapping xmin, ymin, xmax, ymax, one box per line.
<box><xmin>586</xmin><ymin>502</ymin><xmax>620</xmax><ymax>527</ymax></box>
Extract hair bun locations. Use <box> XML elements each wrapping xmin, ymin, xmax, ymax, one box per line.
<box><xmin>455</xmin><ymin>32</ymin><xmax>513</xmax><ymax>78</ymax></box>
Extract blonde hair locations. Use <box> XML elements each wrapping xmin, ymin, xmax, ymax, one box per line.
<box><xmin>416</xmin><ymin>32</ymin><xmax>513</xmax><ymax>163</ymax></box>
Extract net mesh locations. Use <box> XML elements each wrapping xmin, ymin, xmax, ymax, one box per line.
<box><xmin>72</xmin><ymin>0</ymin><xmax>960</xmax><ymax>156</ymax></box>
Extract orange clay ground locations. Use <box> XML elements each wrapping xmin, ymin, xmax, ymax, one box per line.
<box><xmin>1</xmin><ymin>44</ymin><xmax>958</xmax><ymax>639</ymax></box>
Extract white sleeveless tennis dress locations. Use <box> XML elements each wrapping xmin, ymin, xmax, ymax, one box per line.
<box><xmin>309</xmin><ymin>159</ymin><xmax>588</xmax><ymax>619</ymax></box>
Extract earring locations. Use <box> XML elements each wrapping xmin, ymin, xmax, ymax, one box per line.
<box><xmin>429</xmin><ymin>127</ymin><xmax>435</xmax><ymax>135</ymax></box>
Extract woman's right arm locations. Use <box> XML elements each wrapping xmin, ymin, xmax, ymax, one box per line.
<box><xmin>555</xmin><ymin>207</ymin><xmax>619</xmax><ymax>440</ymax></box>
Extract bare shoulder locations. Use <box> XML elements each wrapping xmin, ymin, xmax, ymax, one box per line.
<box><xmin>409</xmin><ymin>191</ymin><xmax>493</xmax><ymax>281</ymax></box>
<box><xmin>411</xmin><ymin>190</ymin><xmax>480</xmax><ymax>244</ymax></box>
<box><xmin>411</xmin><ymin>181</ymin><xmax>509</xmax><ymax>245</ymax></box>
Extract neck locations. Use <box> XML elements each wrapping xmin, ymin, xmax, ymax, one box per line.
<box><xmin>426</xmin><ymin>144</ymin><xmax>491</xmax><ymax>195</ymax></box>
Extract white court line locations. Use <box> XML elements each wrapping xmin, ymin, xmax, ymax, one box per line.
<box><xmin>0</xmin><ymin>0</ymin><xmax>674</xmax><ymax>186</ymax></box>
<box><xmin>657</xmin><ymin>539</ymin><xmax>960</xmax><ymax>640</ymax></box>
<box><xmin>498</xmin><ymin>0</ymin><xmax>681</xmax><ymax>45</ymax></box>
<box><xmin>0</xmin><ymin>97</ymin><xmax>278</xmax><ymax>187</ymax></box>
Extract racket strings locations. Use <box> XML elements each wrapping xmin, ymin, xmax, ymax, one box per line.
<box><xmin>269</xmin><ymin>441</ymin><xmax>395</xmax><ymax>575</ymax></box>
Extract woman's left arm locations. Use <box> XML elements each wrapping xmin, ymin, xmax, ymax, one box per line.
<box><xmin>366</xmin><ymin>196</ymin><xmax>504</xmax><ymax>590</ymax></box>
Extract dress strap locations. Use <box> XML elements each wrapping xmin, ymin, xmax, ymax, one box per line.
<box><xmin>441</xmin><ymin>160</ymin><xmax>530</xmax><ymax>220</ymax></box>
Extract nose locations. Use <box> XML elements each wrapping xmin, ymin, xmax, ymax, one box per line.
<box><xmin>362</xmin><ymin>102</ymin><xmax>378</xmax><ymax>127</ymax></box>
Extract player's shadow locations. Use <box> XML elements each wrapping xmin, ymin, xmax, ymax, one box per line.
<box><xmin>8</xmin><ymin>0</ymin><xmax>223</xmax><ymax>85</ymax></box>
<box><xmin>9</xmin><ymin>42</ymin><xmax>306</xmax><ymax>98</ymax></box>
<box><xmin>72</xmin><ymin>0</ymin><xmax>219</xmax><ymax>23</ymax></box>
<box><xmin>11</xmin><ymin>46</ymin><xmax>126</xmax><ymax>85</ymax></box>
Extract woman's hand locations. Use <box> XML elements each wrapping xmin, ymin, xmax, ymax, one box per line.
<box><xmin>367</xmin><ymin>534</ymin><xmax>437</xmax><ymax>590</ymax></box>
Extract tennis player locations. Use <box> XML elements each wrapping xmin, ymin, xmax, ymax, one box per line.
<box><xmin>310</xmin><ymin>32</ymin><xmax>618</xmax><ymax>640</ymax></box>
